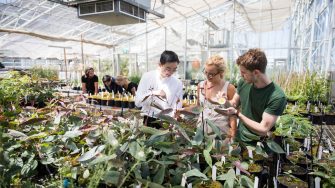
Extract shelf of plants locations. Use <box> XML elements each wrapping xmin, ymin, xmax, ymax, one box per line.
<box><xmin>0</xmin><ymin>70</ymin><xmax>334</xmax><ymax>188</ymax></box>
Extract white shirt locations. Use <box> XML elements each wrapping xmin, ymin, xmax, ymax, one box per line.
<box><xmin>135</xmin><ymin>70</ymin><xmax>183</xmax><ymax>117</ymax></box>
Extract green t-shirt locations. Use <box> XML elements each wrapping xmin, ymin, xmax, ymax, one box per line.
<box><xmin>236</xmin><ymin>79</ymin><xmax>287</xmax><ymax>144</ymax></box>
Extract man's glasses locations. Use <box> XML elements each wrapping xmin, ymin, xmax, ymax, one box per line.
<box><xmin>163</xmin><ymin>66</ymin><xmax>177</xmax><ymax>73</ymax></box>
<box><xmin>202</xmin><ymin>69</ymin><xmax>220</xmax><ymax>78</ymax></box>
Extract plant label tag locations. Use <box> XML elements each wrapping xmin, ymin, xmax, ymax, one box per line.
<box><xmin>304</xmin><ymin>138</ymin><xmax>307</xmax><ymax>148</ymax></box>
<box><xmin>315</xmin><ymin>177</ymin><xmax>321</xmax><ymax>188</ymax></box>
<box><xmin>248</xmin><ymin>149</ymin><xmax>253</xmax><ymax>159</ymax></box>
<box><xmin>254</xmin><ymin>176</ymin><xmax>259</xmax><ymax>188</ymax></box>
<box><xmin>327</xmin><ymin>138</ymin><xmax>334</xmax><ymax>152</ymax></box>
<box><xmin>228</xmin><ymin>145</ymin><xmax>233</xmax><ymax>155</ymax></box>
<box><xmin>196</xmin><ymin>154</ymin><xmax>200</xmax><ymax>164</ymax></box>
<box><xmin>181</xmin><ymin>173</ymin><xmax>187</xmax><ymax>187</ymax></box>
<box><xmin>307</xmin><ymin>138</ymin><xmax>310</xmax><ymax>150</ymax></box>
<box><xmin>273</xmin><ymin>177</ymin><xmax>277</xmax><ymax>188</ymax></box>
<box><xmin>212</xmin><ymin>166</ymin><xmax>217</xmax><ymax>181</ymax></box>
<box><xmin>276</xmin><ymin>159</ymin><xmax>280</xmax><ymax>177</ymax></box>
<box><xmin>236</xmin><ymin>167</ymin><xmax>240</xmax><ymax>175</ymax></box>
<box><xmin>318</xmin><ymin>146</ymin><xmax>323</xmax><ymax>159</ymax></box>
<box><xmin>286</xmin><ymin>144</ymin><xmax>290</xmax><ymax>156</ymax></box>
<box><xmin>221</xmin><ymin>156</ymin><xmax>225</xmax><ymax>164</ymax></box>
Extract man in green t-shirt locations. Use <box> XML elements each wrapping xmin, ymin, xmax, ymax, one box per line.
<box><xmin>216</xmin><ymin>48</ymin><xmax>286</xmax><ymax>144</ymax></box>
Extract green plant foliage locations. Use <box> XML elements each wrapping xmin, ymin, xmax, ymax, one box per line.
<box><xmin>29</xmin><ymin>67</ymin><xmax>59</xmax><ymax>81</ymax></box>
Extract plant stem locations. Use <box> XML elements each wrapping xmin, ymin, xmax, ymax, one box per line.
<box><xmin>118</xmin><ymin>160</ymin><xmax>140</xmax><ymax>188</ymax></box>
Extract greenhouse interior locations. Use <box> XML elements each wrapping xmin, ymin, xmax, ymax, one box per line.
<box><xmin>0</xmin><ymin>0</ymin><xmax>335</xmax><ymax>187</ymax></box>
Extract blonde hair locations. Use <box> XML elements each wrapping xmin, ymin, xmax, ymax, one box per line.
<box><xmin>205</xmin><ymin>55</ymin><xmax>226</xmax><ymax>73</ymax></box>
<box><xmin>116</xmin><ymin>75</ymin><xmax>125</xmax><ymax>80</ymax></box>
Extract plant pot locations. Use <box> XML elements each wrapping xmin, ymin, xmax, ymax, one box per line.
<box><xmin>101</xmin><ymin>100</ymin><xmax>107</xmax><ymax>106</ymax></box>
<box><xmin>282</xmin><ymin>164</ymin><xmax>307</xmax><ymax>181</ymax></box>
<box><xmin>311</xmin><ymin>113</ymin><xmax>323</xmax><ymax>124</ymax></box>
<box><xmin>122</xmin><ymin>101</ymin><xmax>128</xmax><ymax>108</ymax></box>
<box><xmin>128</xmin><ymin>101</ymin><xmax>135</xmax><ymax>109</ymax></box>
<box><xmin>325</xmin><ymin>114</ymin><xmax>335</xmax><ymax>124</ymax></box>
<box><xmin>115</xmin><ymin>99</ymin><xmax>121</xmax><ymax>107</ymax></box>
<box><xmin>108</xmin><ymin>99</ymin><xmax>115</xmax><ymax>107</ymax></box>
<box><xmin>286</xmin><ymin>151</ymin><xmax>310</xmax><ymax>168</ymax></box>
<box><xmin>277</xmin><ymin>175</ymin><xmax>308</xmax><ymax>188</ymax></box>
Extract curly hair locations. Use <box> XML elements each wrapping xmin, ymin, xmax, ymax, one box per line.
<box><xmin>236</xmin><ymin>48</ymin><xmax>267</xmax><ymax>73</ymax></box>
<box><xmin>205</xmin><ymin>55</ymin><xmax>226</xmax><ymax>73</ymax></box>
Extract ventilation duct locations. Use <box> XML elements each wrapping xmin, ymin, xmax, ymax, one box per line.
<box><xmin>77</xmin><ymin>0</ymin><xmax>148</xmax><ymax>26</ymax></box>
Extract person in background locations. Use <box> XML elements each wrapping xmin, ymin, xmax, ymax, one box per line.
<box><xmin>102</xmin><ymin>75</ymin><xmax>123</xmax><ymax>94</ymax></box>
<box><xmin>197</xmin><ymin>55</ymin><xmax>237</xmax><ymax>139</ymax></box>
<box><xmin>135</xmin><ymin>50</ymin><xmax>183</xmax><ymax>128</ymax></box>
<box><xmin>81</xmin><ymin>67</ymin><xmax>98</xmax><ymax>95</ymax></box>
<box><xmin>115</xmin><ymin>75</ymin><xmax>138</xmax><ymax>96</ymax></box>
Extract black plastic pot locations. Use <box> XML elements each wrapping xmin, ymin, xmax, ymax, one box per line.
<box><xmin>128</xmin><ymin>101</ymin><xmax>135</xmax><ymax>109</ymax></box>
<box><xmin>107</xmin><ymin>99</ymin><xmax>114</xmax><ymax>107</ymax></box>
<box><xmin>122</xmin><ymin>101</ymin><xmax>128</xmax><ymax>108</ymax></box>
<box><xmin>277</xmin><ymin>175</ymin><xmax>308</xmax><ymax>188</ymax></box>
<box><xmin>101</xmin><ymin>100</ymin><xmax>107</xmax><ymax>106</ymax></box>
<box><xmin>115</xmin><ymin>100</ymin><xmax>121</xmax><ymax>107</ymax></box>
<box><xmin>282</xmin><ymin>164</ymin><xmax>307</xmax><ymax>181</ymax></box>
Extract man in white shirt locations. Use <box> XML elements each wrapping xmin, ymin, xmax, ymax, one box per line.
<box><xmin>135</xmin><ymin>50</ymin><xmax>183</xmax><ymax>128</ymax></box>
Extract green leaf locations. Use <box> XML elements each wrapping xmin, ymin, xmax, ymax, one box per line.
<box><xmin>157</xmin><ymin>114</ymin><xmax>180</xmax><ymax>125</ymax></box>
<box><xmin>77</xmin><ymin>145</ymin><xmax>105</xmax><ymax>162</ymax></box>
<box><xmin>26</xmin><ymin>132</ymin><xmax>48</xmax><ymax>140</ymax></box>
<box><xmin>191</xmin><ymin>126</ymin><xmax>204</xmax><ymax>146</ymax></box>
<box><xmin>203</xmin><ymin>150</ymin><xmax>212</xmax><ymax>168</ymax></box>
<box><xmin>137</xmin><ymin>179</ymin><xmax>165</xmax><ymax>188</ymax></box>
<box><xmin>185</xmin><ymin>169</ymin><xmax>208</xmax><ymax>180</ymax></box>
<box><xmin>152</xmin><ymin>160</ymin><xmax>175</xmax><ymax>165</ymax></box>
<box><xmin>140</xmin><ymin>126</ymin><xmax>169</xmax><ymax>135</ymax></box>
<box><xmin>242</xmin><ymin>129</ymin><xmax>260</xmax><ymax>140</ymax></box>
<box><xmin>153</xmin><ymin>165</ymin><xmax>165</xmax><ymax>184</ymax></box>
<box><xmin>223</xmin><ymin>169</ymin><xmax>236</xmax><ymax>188</ymax></box>
<box><xmin>205</xmin><ymin>119</ymin><xmax>222</xmax><ymax>139</ymax></box>
<box><xmin>104</xmin><ymin>171</ymin><xmax>120</xmax><ymax>185</ymax></box>
<box><xmin>83</xmin><ymin>169</ymin><xmax>90</xmax><ymax>179</ymax></box>
<box><xmin>240</xmin><ymin>175</ymin><xmax>254</xmax><ymax>187</ymax></box>
<box><xmin>175</xmin><ymin>124</ymin><xmax>191</xmax><ymax>142</ymax></box>
<box><xmin>266</xmin><ymin>140</ymin><xmax>285</xmax><ymax>154</ymax></box>
<box><xmin>19</xmin><ymin>118</ymin><xmax>47</xmax><ymax>126</ymax></box>
<box><xmin>129</xmin><ymin>142</ymin><xmax>146</xmax><ymax>161</ymax></box>
<box><xmin>7</xmin><ymin>129</ymin><xmax>27</xmax><ymax>138</ymax></box>
<box><xmin>191</xmin><ymin>106</ymin><xmax>203</xmax><ymax>114</ymax></box>
<box><xmin>309</xmin><ymin>171</ymin><xmax>330</xmax><ymax>179</ymax></box>
<box><xmin>71</xmin><ymin>167</ymin><xmax>78</xmax><ymax>179</ymax></box>
<box><xmin>63</xmin><ymin>130</ymin><xmax>83</xmax><ymax>139</ymax></box>
<box><xmin>88</xmin><ymin>154</ymin><xmax>117</xmax><ymax>166</ymax></box>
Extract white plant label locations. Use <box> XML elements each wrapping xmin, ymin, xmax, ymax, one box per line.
<box><xmin>181</xmin><ymin>173</ymin><xmax>187</xmax><ymax>187</ymax></box>
<box><xmin>254</xmin><ymin>176</ymin><xmax>259</xmax><ymax>188</ymax></box>
<box><xmin>212</xmin><ymin>166</ymin><xmax>217</xmax><ymax>181</ymax></box>
<box><xmin>248</xmin><ymin>149</ymin><xmax>253</xmax><ymax>159</ymax></box>
<box><xmin>221</xmin><ymin>156</ymin><xmax>226</xmax><ymax>164</ymax></box>
<box><xmin>236</xmin><ymin>167</ymin><xmax>240</xmax><ymax>175</ymax></box>
<box><xmin>286</xmin><ymin>144</ymin><xmax>290</xmax><ymax>156</ymax></box>
<box><xmin>318</xmin><ymin>146</ymin><xmax>323</xmax><ymax>159</ymax></box>
<box><xmin>315</xmin><ymin>177</ymin><xmax>321</xmax><ymax>188</ymax></box>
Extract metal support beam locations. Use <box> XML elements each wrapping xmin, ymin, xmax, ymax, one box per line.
<box><xmin>184</xmin><ymin>19</ymin><xmax>188</xmax><ymax>80</ymax></box>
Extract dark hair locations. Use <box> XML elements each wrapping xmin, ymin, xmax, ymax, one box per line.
<box><xmin>236</xmin><ymin>48</ymin><xmax>267</xmax><ymax>73</ymax></box>
<box><xmin>102</xmin><ymin>75</ymin><xmax>112</xmax><ymax>82</ymax></box>
<box><xmin>160</xmin><ymin>50</ymin><xmax>179</xmax><ymax>65</ymax></box>
<box><xmin>85</xmin><ymin>67</ymin><xmax>94</xmax><ymax>76</ymax></box>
